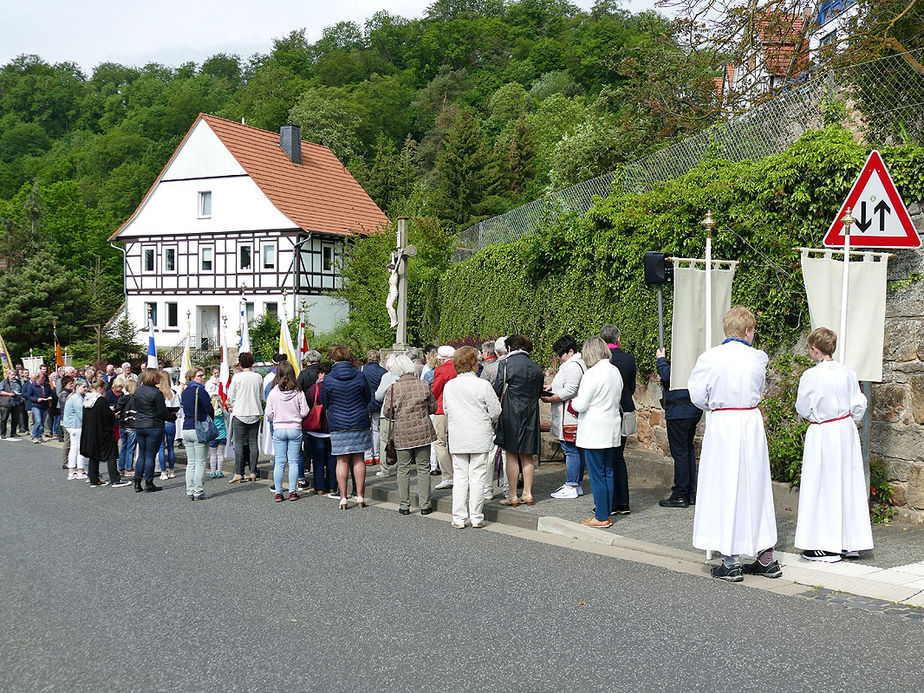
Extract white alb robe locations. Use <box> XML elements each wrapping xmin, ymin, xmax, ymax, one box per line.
<box><xmin>688</xmin><ymin>341</ymin><xmax>778</xmax><ymax>556</ymax></box>
<box><xmin>794</xmin><ymin>360</ymin><xmax>872</xmax><ymax>552</ymax></box>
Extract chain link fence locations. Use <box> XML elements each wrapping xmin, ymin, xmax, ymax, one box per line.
<box><xmin>455</xmin><ymin>48</ymin><xmax>924</xmax><ymax>260</ymax></box>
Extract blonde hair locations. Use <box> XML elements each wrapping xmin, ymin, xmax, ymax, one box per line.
<box><xmin>807</xmin><ymin>327</ymin><xmax>836</xmax><ymax>356</ymax></box>
<box><xmin>582</xmin><ymin>337</ymin><xmax>612</xmax><ymax>368</ymax></box>
<box><xmin>723</xmin><ymin>306</ymin><xmax>756</xmax><ymax>339</ymax></box>
<box><xmin>157</xmin><ymin>371</ymin><xmax>173</xmax><ymax>400</ymax></box>
<box><xmin>210</xmin><ymin>394</ymin><xmax>226</xmax><ymax>414</ymax></box>
<box><xmin>123</xmin><ymin>379</ymin><xmax>138</xmax><ymax>394</ymax></box>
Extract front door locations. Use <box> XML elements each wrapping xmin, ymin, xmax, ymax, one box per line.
<box><xmin>198</xmin><ymin>306</ymin><xmax>219</xmax><ymax>349</ymax></box>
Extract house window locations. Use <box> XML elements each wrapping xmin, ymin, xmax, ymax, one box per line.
<box><xmin>819</xmin><ymin>30</ymin><xmax>837</xmax><ymax>46</ymax></box>
<box><xmin>265</xmin><ymin>302</ymin><xmax>278</xmax><ymax>317</ymax></box>
<box><xmin>164</xmin><ymin>247</ymin><xmax>176</xmax><ymax>272</ymax></box>
<box><xmin>167</xmin><ymin>302</ymin><xmax>178</xmax><ymax>327</ymax></box>
<box><xmin>201</xmin><ymin>246</ymin><xmax>214</xmax><ymax>272</ymax></box>
<box><xmin>322</xmin><ymin>246</ymin><xmax>333</xmax><ymax>272</ymax></box>
<box><xmin>239</xmin><ymin>244</ymin><xmax>252</xmax><ymax>271</ymax></box>
<box><xmin>262</xmin><ymin>243</ymin><xmax>276</xmax><ymax>270</ymax></box>
<box><xmin>245</xmin><ymin>302</ymin><xmax>255</xmax><ymax>324</ymax></box>
<box><xmin>144</xmin><ymin>247</ymin><xmax>155</xmax><ymax>272</ymax></box>
<box><xmin>198</xmin><ymin>191</ymin><xmax>212</xmax><ymax>218</ymax></box>
<box><xmin>146</xmin><ymin>302</ymin><xmax>158</xmax><ymax>326</ymax></box>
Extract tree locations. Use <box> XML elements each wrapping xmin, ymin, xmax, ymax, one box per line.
<box><xmin>288</xmin><ymin>89</ymin><xmax>362</xmax><ymax>161</ymax></box>
<box><xmin>435</xmin><ymin>109</ymin><xmax>500</xmax><ymax>224</ymax></box>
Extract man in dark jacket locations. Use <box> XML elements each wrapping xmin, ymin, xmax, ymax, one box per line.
<box><xmin>0</xmin><ymin>370</ymin><xmax>24</xmax><ymax>440</ymax></box>
<box><xmin>23</xmin><ymin>374</ymin><xmax>54</xmax><ymax>444</ymax></box>
<box><xmin>362</xmin><ymin>350</ymin><xmax>388</xmax><ymax>464</ymax></box>
<box><xmin>602</xmin><ymin>325</ymin><xmax>636</xmax><ymax>515</ymax></box>
<box><xmin>656</xmin><ymin>348</ymin><xmax>703</xmax><ymax>508</ymax></box>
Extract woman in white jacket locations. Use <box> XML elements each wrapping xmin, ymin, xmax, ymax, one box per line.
<box><xmin>570</xmin><ymin>337</ymin><xmax>623</xmax><ymax>528</ymax></box>
<box><xmin>443</xmin><ymin>346</ymin><xmax>502</xmax><ymax>529</ymax></box>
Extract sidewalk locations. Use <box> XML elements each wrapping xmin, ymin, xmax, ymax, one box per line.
<box><xmin>357</xmin><ymin>448</ymin><xmax>924</xmax><ymax>609</ymax></box>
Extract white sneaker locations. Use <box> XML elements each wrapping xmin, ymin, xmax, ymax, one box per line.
<box><xmin>159</xmin><ymin>472</ymin><xmax>169</xmax><ymax>481</ymax></box>
<box><xmin>434</xmin><ymin>479</ymin><xmax>453</xmax><ymax>490</ymax></box>
<box><xmin>551</xmin><ymin>485</ymin><xmax>579</xmax><ymax>499</ymax></box>
<box><xmin>3</xmin><ymin>436</ymin><xmax>20</xmax><ymax>441</ymax></box>
<box><xmin>67</xmin><ymin>472</ymin><xmax>78</xmax><ymax>480</ymax></box>
<box><xmin>75</xmin><ymin>472</ymin><xmax>88</xmax><ymax>480</ymax></box>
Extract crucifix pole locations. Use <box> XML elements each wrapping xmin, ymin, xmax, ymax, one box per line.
<box><xmin>395</xmin><ymin>217</ymin><xmax>410</xmax><ymax>349</ymax></box>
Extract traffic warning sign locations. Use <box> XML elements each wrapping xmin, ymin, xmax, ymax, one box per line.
<box><xmin>823</xmin><ymin>150</ymin><xmax>921</xmax><ymax>249</ymax></box>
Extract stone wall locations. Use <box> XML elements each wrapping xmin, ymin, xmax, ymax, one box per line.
<box><xmin>872</xmin><ymin>201</ymin><xmax>924</xmax><ymax>523</ymax></box>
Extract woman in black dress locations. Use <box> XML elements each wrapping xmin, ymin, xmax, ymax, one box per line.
<box><xmin>493</xmin><ymin>334</ymin><xmax>543</xmax><ymax>506</ymax></box>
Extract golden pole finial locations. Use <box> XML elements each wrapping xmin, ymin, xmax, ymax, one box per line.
<box><xmin>841</xmin><ymin>207</ymin><xmax>855</xmax><ymax>236</ymax></box>
<box><xmin>701</xmin><ymin>210</ymin><xmax>716</xmax><ymax>239</ymax></box>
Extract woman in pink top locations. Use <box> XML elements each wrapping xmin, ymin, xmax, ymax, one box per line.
<box><xmin>265</xmin><ymin>361</ymin><xmax>309</xmax><ymax>502</ymax></box>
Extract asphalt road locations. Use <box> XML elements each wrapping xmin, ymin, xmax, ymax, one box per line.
<box><xmin>2</xmin><ymin>441</ymin><xmax>922</xmax><ymax>692</ymax></box>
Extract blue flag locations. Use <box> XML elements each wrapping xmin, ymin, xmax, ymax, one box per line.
<box><xmin>146</xmin><ymin>319</ymin><xmax>158</xmax><ymax>369</ymax></box>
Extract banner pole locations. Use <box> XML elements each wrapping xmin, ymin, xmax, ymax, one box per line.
<box><xmin>838</xmin><ymin>208</ymin><xmax>855</xmax><ymax>364</ymax></box>
<box><xmin>657</xmin><ymin>286</ymin><xmax>664</xmax><ymax>350</ymax></box>
<box><xmin>701</xmin><ymin>211</ymin><xmax>716</xmax><ymax>563</ymax></box>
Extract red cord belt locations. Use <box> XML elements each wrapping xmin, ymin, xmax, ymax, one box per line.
<box><xmin>809</xmin><ymin>413</ymin><xmax>851</xmax><ymax>425</ymax></box>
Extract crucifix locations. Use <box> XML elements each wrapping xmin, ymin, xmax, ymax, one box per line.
<box><xmin>389</xmin><ymin>217</ymin><xmax>417</xmax><ymax>349</ymax></box>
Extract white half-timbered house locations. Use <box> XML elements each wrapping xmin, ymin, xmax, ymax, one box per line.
<box><xmin>111</xmin><ymin>113</ymin><xmax>388</xmax><ymax>350</ymax></box>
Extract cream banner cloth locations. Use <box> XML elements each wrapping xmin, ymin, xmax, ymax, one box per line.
<box><xmin>670</xmin><ymin>259</ymin><xmax>736</xmax><ymax>390</ymax></box>
<box><xmin>800</xmin><ymin>249</ymin><xmax>889</xmax><ymax>382</ymax></box>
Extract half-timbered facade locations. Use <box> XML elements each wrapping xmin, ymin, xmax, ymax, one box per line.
<box><xmin>111</xmin><ymin>113</ymin><xmax>388</xmax><ymax>348</ymax></box>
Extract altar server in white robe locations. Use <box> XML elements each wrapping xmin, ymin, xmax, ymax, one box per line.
<box><xmin>688</xmin><ymin>306</ymin><xmax>781</xmax><ymax>582</ymax></box>
<box><xmin>794</xmin><ymin>327</ymin><xmax>872</xmax><ymax>562</ymax></box>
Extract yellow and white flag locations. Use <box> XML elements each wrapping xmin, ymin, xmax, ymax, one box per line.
<box><xmin>278</xmin><ymin>304</ymin><xmax>300</xmax><ymax>377</ymax></box>
<box><xmin>0</xmin><ymin>329</ymin><xmax>12</xmax><ymax>377</ymax></box>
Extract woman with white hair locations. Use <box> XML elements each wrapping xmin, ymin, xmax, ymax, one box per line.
<box><xmin>382</xmin><ymin>354</ymin><xmax>438</xmax><ymax>516</ymax></box>
<box><xmin>374</xmin><ymin>355</ymin><xmax>399</xmax><ymax>478</ymax></box>
<box><xmin>571</xmin><ymin>336</ymin><xmax>623</xmax><ymax>528</ymax></box>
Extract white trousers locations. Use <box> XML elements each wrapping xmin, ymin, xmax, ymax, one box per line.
<box><xmin>451</xmin><ymin>451</ymin><xmax>490</xmax><ymax>525</ymax></box>
<box><xmin>66</xmin><ymin>427</ymin><xmax>86</xmax><ymax>470</ymax></box>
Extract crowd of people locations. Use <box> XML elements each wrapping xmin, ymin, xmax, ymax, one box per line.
<box><xmin>0</xmin><ymin>309</ymin><xmax>873</xmax><ymax>578</ymax></box>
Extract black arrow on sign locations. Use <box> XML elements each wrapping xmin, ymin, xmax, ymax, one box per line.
<box><xmin>874</xmin><ymin>200</ymin><xmax>891</xmax><ymax>231</ymax></box>
<box><xmin>854</xmin><ymin>201</ymin><xmax>872</xmax><ymax>232</ymax></box>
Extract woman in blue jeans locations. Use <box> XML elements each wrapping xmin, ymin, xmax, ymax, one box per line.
<box><xmin>181</xmin><ymin>367</ymin><xmax>213</xmax><ymax>500</ymax></box>
<box><xmin>133</xmin><ymin>369</ymin><xmax>175</xmax><ymax>493</ymax></box>
<box><xmin>265</xmin><ymin>361</ymin><xmax>309</xmax><ymax>502</ymax></box>
<box><xmin>158</xmin><ymin>373</ymin><xmax>180</xmax><ymax>479</ymax></box>
<box><xmin>542</xmin><ymin>335</ymin><xmax>587</xmax><ymax>499</ymax></box>
<box><xmin>570</xmin><ymin>337</ymin><xmax>624</xmax><ymax>528</ymax></box>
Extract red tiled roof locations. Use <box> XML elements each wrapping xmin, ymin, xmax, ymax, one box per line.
<box><xmin>112</xmin><ymin>113</ymin><xmax>388</xmax><ymax>239</ymax></box>
<box><xmin>755</xmin><ymin>12</ymin><xmax>809</xmax><ymax>77</ymax></box>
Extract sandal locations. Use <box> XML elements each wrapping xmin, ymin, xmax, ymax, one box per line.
<box><xmin>500</xmin><ymin>497</ymin><xmax>520</xmax><ymax>507</ymax></box>
<box><xmin>520</xmin><ymin>495</ymin><xmax>534</xmax><ymax>506</ymax></box>
<box><xmin>580</xmin><ymin>518</ymin><xmax>613</xmax><ymax>528</ymax></box>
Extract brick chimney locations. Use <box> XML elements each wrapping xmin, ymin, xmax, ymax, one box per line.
<box><xmin>279</xmin><ymin>124</ymin><xmax>301</xmax><ymax>164</ymax></box>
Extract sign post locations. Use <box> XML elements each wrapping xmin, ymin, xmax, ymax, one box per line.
<box><xmin>838</xmin><ymin>208</ymin><xmax>855</xmax><ymax>364</ymax></box>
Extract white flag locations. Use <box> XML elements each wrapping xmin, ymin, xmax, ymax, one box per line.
<box><xmin>239</xmin><ymin>296</ymin><xmax>251</xmax><ymax>353</ymax></box>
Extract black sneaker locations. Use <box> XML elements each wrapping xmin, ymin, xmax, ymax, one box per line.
<box><xmin>841</xmin><ymin>550</ymin><xmax>861</xmax><ymax>559</ymax></box>
<box><xmin>688</xmin><ymin>493</ymin><xmax>696</xmax><ymax>506</ymax></box>
<box><xmin>420</xmin><ymin>507</ymin><xmax>434</xmax><ymax>516</ymax></box>
<box><xmin>801</xmin><ymin>550</ymin><xmax>842</xmax><ymax>563</ymax></box>
<box><xmin>741</xmin><ymin>559</ymin><xmax>783</xmax><ymax>578</ymax></box>
<box><xmin>613</xmin><ymin>505</ymin><xmax>631</xmax><ymax>515</ymax></box>
<box><xmin>711</xmin><ymin>563</ymin><xmax>743</xmax><ymax>582</ymax></box>
<box><xmin>658</xmin><ymin>497</ymin><xmax>689</xmax><ymax>508</ymax></box>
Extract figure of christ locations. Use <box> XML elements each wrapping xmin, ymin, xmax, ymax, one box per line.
<box><xmin>386</xmin><ymin>252</ymin><xmax>399</xmax><ymax>329</ymax></box>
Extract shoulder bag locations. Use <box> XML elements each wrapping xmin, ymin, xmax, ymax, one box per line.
<box><xmin>194</xmin><ymin>387</ymin><xmax>219</xmax><ymax>444</ymax></box>
<box><xmin>383</xmin><ymin>384</ymin><xmax>397</xmax><ymax>466</ymax></box>
<box><xmin>303</xmin><ymin>385</ymin><xmax>327</xmax><ymax>432</ymax></box>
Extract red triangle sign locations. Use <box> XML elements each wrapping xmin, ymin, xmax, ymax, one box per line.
<box><xmin>823</xmin><ymin>150</ymin><xmax>921</xmax><ymax>248</ymax></box>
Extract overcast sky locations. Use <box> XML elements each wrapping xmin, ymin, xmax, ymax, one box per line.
<box><xmin>1</xmin><ymin>0</ymin><xmax>662</xmax><ymax>73</ymax></box>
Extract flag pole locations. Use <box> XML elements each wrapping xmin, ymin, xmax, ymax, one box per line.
<box><xmin>839</xmin><ymin>207</ymin><xmax>855</xmax><ymax>364</ymax></box>
<box><xmin>701</xmin><ymin>210</ymin><xmax>716</xmax><ymax>564</ymax></box>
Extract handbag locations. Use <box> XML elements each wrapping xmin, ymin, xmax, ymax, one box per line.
<box><xmin>621</xmin><ymin>409</ymin><xmax>638</xmax><ymax>437</ymax></box>
<box><xmin>193</xmin><ymin>386</ymin><xmax>219</xmax><ymax>444</ymax></box>
<box><xmin>303</xmin><ymin>385</ymin><xmax>326</xmax><ymax>432</ymax></box>
<box><xmin>560</xmin><ymin>360</ymin><xmax>585</xmax><ymax>444</ymax></box>
<box><xmin>384</xmin><ymin>385</ymin><xmax>397</xmax><ymax>466</ymax></box>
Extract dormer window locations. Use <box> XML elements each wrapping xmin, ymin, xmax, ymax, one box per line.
<box><xmin>198</xmin><ymin>191</ymin><xmax>212</xmax><ymax>218</ymax></box>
